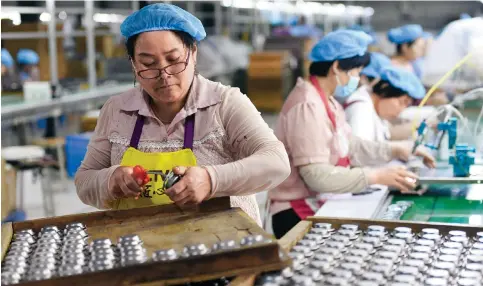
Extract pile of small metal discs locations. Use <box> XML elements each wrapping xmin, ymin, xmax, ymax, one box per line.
<box><xmin>256</xmin><ymin>223</ymin><xmax>483</xmax><ymax>286</ymax></box>
<box><xmin>153</xmin><ymin>234</ymin><xmax>271</xmax><ymax>262</ymax></box>
<box><xmin>380</xmin><ymin>201</ymin><xmax>413</xmax><ymax>220</ymax></box>
<box><xmin>1</xmin><ymin>223</ymin><xmax>148</xmax><ymax>285</ymax></box>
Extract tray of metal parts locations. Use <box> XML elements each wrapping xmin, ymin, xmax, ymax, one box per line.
<box><xmin>1</xmin><ymin>198</ymin><xmax>290</xmax><ymax>286</ymax></box>
<box><xmin>253</xmin><ymin>217</ymin><xmax>483</xmax><ymax>286</ymax></box>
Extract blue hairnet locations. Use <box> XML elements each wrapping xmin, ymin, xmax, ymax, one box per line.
<box><xmin>387</xmin><ymin>24</ymin><xmax>424</xmax><ymax>44</ymax></box>
<box><xmin>309</xmin><ymin>30</ymin><xmax>371</xmax><ymax>62</ymax></box>
<box><xmin>460</xmin><ymin>13</ymin><xmax>471</xmax><ymax>19</ymax></box>
<box><xmin>361</xmin><ymin>53</ymin><xmax>392</xmax><ymax>78</ymax></box>
<box><xmin>1</xmin><ymin>48</ymin><xmax>14</xmax><ymax>68</ymax></box>
<box><xmin>380</xmin><ymin>66</ymin><xmax>425</xmax><ymax>99</ymax></box>
<box><xmin>17</xmin><ymin>49</ymin><xmax>39</xmax><ymax>65</ymax></box>
<box><xmin>121</xmin><ymin>3</ymin><xmax>206</xmax><ymax>41</ymax></box>
<box><xmin>347</xmin><ymin>24</ymin><xmax>378</xmax><ymax>45</ymax></box>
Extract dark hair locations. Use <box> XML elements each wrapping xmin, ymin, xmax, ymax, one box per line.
<box><xmin>372</xmin><ymin>79</ymin><xmax>408</xmax><ymax>98</ymax></box>
<box><xmin>396</xmin><ymin>40</ymin><xmax>415</xmax><ymax>55</ymax></box>
<box><xmin>309</xmin><ymin>52</ymin><xmax>371</xmax><ymax>77</ymax></box>
<box><xmin>126</xmin><ymin>30</ymin><xmax>196</xmax><ymax>59</ymax></box>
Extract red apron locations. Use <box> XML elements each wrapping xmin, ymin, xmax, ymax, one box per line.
<box><xmin>290</xmin><ymin>76</ymin><xmax>352</xmax><ymax>219</ymax></box>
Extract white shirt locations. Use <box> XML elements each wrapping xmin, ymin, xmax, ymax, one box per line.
<box><xmin>344</xmin><ymin>86</ymin><xmax>391</xmax><ymax>142</ymax></box>
<box><xmin>422</xmin><ymin>17</ymin><xmax>483</xmax><ymax>91</ymax></box>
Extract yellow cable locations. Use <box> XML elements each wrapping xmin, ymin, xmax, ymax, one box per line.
<box><xmin>411</xmin><ymin>52</ymin><xmax>474</xmax><ymax>139</ymax></box>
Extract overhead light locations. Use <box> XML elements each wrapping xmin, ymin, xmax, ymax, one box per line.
<box><xmin>39</xmin><ymin>12</ymin><xmax>52</xmax><ymax>22</ymax></box>
<box><xmin>93</xmin><ymin>13</ymin><xmax>126</xmax><ymax>23</ymax></box>
<box><xmin>59</xmin><ymin>11</ymin><xmax>67</xmax><ymax>20</ymax></box>
<box><xmin>1</xmin><ymin>11</ymin><xmax>21</xmax><ymax>25</ymax></box>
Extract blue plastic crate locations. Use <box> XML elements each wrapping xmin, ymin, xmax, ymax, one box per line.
<box><xmin>65</xmin><ymin>133</ymin><xmax>93</xmax><ymax>178</ymax></box>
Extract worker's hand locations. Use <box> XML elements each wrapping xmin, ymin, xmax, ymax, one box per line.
<box><xmin>368</xmin><ymin>166</ymin><xmax>423</xmax><ymax>194</ymax></box>
<box><xmin>165</xmin><ymin>166</ymin><xmax>212</xmax><ymax>206</ymax></box>
<box><xmin>413</xmin><ymin>146</ymin><xmax>437</xmax><ymax>169</ymax></box>
<box><xmin>393</xmin><ymin>143</ymin><xmax>436</xmax><ymax>169</ymax></box>
<box><xmin>108</xmin><ymin>166</ymin><xmax>143</xmax><ymax>200</ymax></box>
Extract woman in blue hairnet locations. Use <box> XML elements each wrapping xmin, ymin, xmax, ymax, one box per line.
<box><xmin>17</xmin><ymin>49</ymin><xmax>40</xmax><ymax>83</ymax></box>
<box><xmin>1</xmin><ymin>48</ymin><xmax>21</xmax><ymax>91</ymax></box>
<box><xmin>269</xmin><ymin>30</ymin><xmax>435</xmax><ymax>238</ymax></box>
<box><xmin>75</xmin><ymin>3</ymin><xmax>290</xmax><ymax>226</ymax></box>
<box><xmin>388</xmin><ymin>25</ymin><xmax>427</xmax><ymax>74</ymax></box>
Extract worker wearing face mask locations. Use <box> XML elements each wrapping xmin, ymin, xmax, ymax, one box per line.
<box><xmin>268</xmin><ymin>30</ymin><xmax>435</xmax><ymax>239</ymax></box>
<box><xmin>17</xmin><ymin>49</ymin><xmax>40</xmax><ymax>83</ymax></box>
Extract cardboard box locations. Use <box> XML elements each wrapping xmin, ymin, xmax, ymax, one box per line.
<box><xmin>1</xmin><ymin>160</ymin><xmax>17</xmax><ymax>220</ymax></box>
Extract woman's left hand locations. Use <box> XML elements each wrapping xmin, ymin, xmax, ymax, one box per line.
<box><xmin>165</xmin><ymin>166</ymin><xmax>212</xmax><ymax>206</ymax></box>
<box><xmin>395</xmin><ymin>144</ymin><xmax>436</xmax><ymax>169</ymax></box>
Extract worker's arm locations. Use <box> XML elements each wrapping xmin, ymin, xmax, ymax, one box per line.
<box><xmin>204</xmin><ymin>88</ymin><xmax>290</xmax><ymax>198</ymax></box>
<box><xmin>348</xmin><ymin>133</ymin><xmax>393</xmax><ymax>167</ymax></box>
<box><xmin>389</xmin><ymin>121</ymin><xmax>414</xmax><ymax>141</ymax></box>
<box><xmin>75</xmin><ymin>97</ymin><xmax>119</xmax><ymax>209</ymax></box>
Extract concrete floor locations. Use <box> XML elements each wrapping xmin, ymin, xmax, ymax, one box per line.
<box><xmin>19</xmin><ymin>113</ymin><xmax>279</xmax><ymax>230</ymax></box>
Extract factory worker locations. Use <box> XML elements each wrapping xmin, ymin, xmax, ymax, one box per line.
<box><xmin>347</xmin><ymin>24</ymin><xmax>378</xmax><ymax>50</ymax></box>
<box><xmin>75</xmin><ymin>3</ymin><xmax>290</xmax><ymax>226</ymax></box>
<box><xmin>1</xmin><ymin>48</ymin><xmax>21</xmax><ymax>91</ymax></box>
<box><xmin>17</xmin><ymin>49</ymin><xmax>40</xmax><ymax>82</ymax></box>
<box><xmin>345</xmin><ymin>66</ymin><xmax>427</xmax><ymax>143</ymax></box>
<box><xmin>422</xmin><ymin>16</ymin><xmax>483</xmax><ymax>94</ymax></box>
<box><xmin>268</xmin><ymin>30</ymin><xmax>435</xmax><ymax>238</ymax></box>
<box><xmin>387</xmin><ymin>24</ymin><xmax>426</xmax><ymax>74</ymax></box>
<box><xmin>411</xmin><ymin>32</ymin><xmax>433</xmax><ymax>79</ymax></box>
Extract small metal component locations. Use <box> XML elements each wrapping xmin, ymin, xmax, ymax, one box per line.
<box><xmin>376</xmin><ymin>251</ymin><xmax>399</xmax><ymax>262</ymax></box>
<box><xmin>381</xmin><ymin>244</ymin><xmax>403</xmax><ymax>255</ymax></box>
<box><xmin>424</xmin><ymin>277</ymin><xmax>449</xmax><ymax>286</ymax></box>
<box><xmin>340</xmin><ymin>224</ymin><xmax>359</xmax><ymax>232</ymax></box>
<box><xmin>394</xmin><ymin>227</ymin><xmax>412</xmax><ymax>234</ymax></box>
<box><xmin>353</xmin><ymin>243</ymin><xmax>375</xmax><ymax>253</ymax></box>
<box><xmin>368</xmin><ymin>264</ymin><xmax>393</xmax><ymax>276</ymax></box>
<box><xmin>183</xmin><ymin>243</ymin><xmax>209</xmax><ymax>256</ymax></box>
<box><xmin>387</xmin><ymin>238</ymin><xmax>407</xmax><ymax>247</ymax></box>
<box><xmin>339</xmin><ymin>262</ymin><xmax>363</xmax><ymax>275</ymax></box>
<box><xmin>439</xmin><ymin>247</ymin><xmax>461</xmax><ymax>256</ymax></box>
<box><xmin>13</xmin><ymin>235</ymin><xmax>36</xmax><ymax>245</ymax></box>
<box><xmin>469</xmin><ymin>249</ymin><xmax>483</xmax><ymax>256</ymax></box>
<box><xmin>58</xmin><ymin>264</ymin><xmax>84</xmax><ymax>277</ymax></box>
<box><xmin>438</xmin><ymin>254</ymin><xmax>459</xmax><ymax>264</ymax></box>
<box><xmin>282</xmin><ymin>267</ymin><xmax>294</xmax><ymax>278</ymax></box>
<box><xmin>118</xmin><ymin>234</ymin><xmax>142</xmax><ymax>245</ymax></box>
<box><xmin>408</xmin><ymin>252</ymin><xmax>431</xmax><ymax>264</ymax></box>
<box><xmin>331</xmin><ymin>268</ymin><xmax>353</xmax><ymax>279</ymax></box>
<box><xmin>309</xmin><ymin>228</ymin><xmax>331</xmax><ymax>237</ymax></box>
<box><xmin>443</xmin><ymin>241</ymin><xmax>464</xmax><ymax>251</ymax></box>
<box><xmin>312</xmin><ymin>223</ymin><xmax>333</xmax><ymax>231</ymax></box>
<box><xmin>473</xmin><ymin>242</ymin><xmax>483</xmax><ymax>250</ymax></box>
<box><xmin>317</xmin><ymin>247</ymin><xmax>342</xmax><ymax>259</ymax></box>
<box><xmin>367</xmin><ymin>225</ymin><xmax>386</xmax><ymax>233</ymax></box>
<box><xmin>40</xmin><ymin>225</ymin><xmax>60</xmax><ymax>235</ymax></box>
<box><xmin>459</xmin><ymin>270</ymin><xmax>482</xmax><ymax>280</ymax></box>
<box><xmin>347</xmin><ymin>248</ymin><xmax>370</xmax><ymax>259</ymax></box>
<box><xmin>38</xmin><ymin>231</ymin><xmax>62</xmax><ymax>241</ymax></box>
<box><xmin>337</xmin><ymin>229</ymin><xmax>359</xmax><ymax>240</ymax></box>
<box><xmin>152</xmin><ymin>249</ymin><xmax>178</xmax><ymax>261</ymax></box>
<box><xmin>310</xmin><ymin>260</ymin><xmax>333</xmax><ymax>274</ymax></box>
<box><xmin>92</xmin><ymin>238</ymin><xmax>113</xmax><ymax>246</ymax></box>
<box><xmin>392</xmin><ymin>275</ymin><xmax>417</xmax><ymax>284</ymax></box>
<box><xmin>448</xmin><ymin>230</ymin><xmax>466</xmax><ymax>237</ymax></box>
<box><xmin>415</xmin><ymin>239</ymin><xmax>436</xmax><ymax>249</ymax></box>
<box><xmin>362</xmin><ymin>236</ymin><xmax>383</xmax><ymax>247</ymax></box>
<box><xmin>313</xmin><ymin>253</ymin><xmax>336</xmax><ymax>264</ymax></box>
<box><xmin>450</xmin><ymin>236</ymin><xmax>469</xmax><ymax>247</ymax></box>
<box><xmin>120</xmin><ymin>255</ymin><xmax>147</xmax><ymax>266</ymax></box>
<box><xmin>412</xmin><ymin>245</ymin><xmax>432</xmax><ymax>254</ymax></box>
<box><xmin>456</xmin><ymin>278</ymin><xmax>481</xmax><ymax>286</ymax></box>
<box><xmin>421</xmin><ymin>228</ymin><xmax>440</xmax><ymax>236</ymax></box>
<box><xmin>325</xmin><ymin>276</ymin><xmax>349</xmax><ymax>286</ymax></box>
<box><xmin>325</xmin><ymin>240</ymin><xmax>346</xmax><ymax>250</ymax></box>
<box><xmin>427</xmin><ymin>268</ymin><xmax>450</xmax><ymax>279</ymax></box>
<box><xmin>330</xmin><ymin>235</ymin><xmax>351</xmax><ymax>245</ymax></box>
<box><xmin>292</xmin><ymin>245</ymin><xmax>314</xmax><ymax>258</ymax></box>
<box><xmin>300</xmin><ymin>268</ymin><xmax>323</xmax><ymax>282</ymax></box>
<box><xmin>240</xmin><ymin>235</ymin><xmax>264</xmax><ymax>246</ymax></box>
<box><xmin>298</xmin><ymin>238</ymin><xmax>322</xmax><ymax>249</ymax></box>
<box><xmin>212</xmin><ymin>240</ymin><xmax>237</xmax><ymax>252</ymax></box>
<box><xmin>291</xmin><ymin>274</ymin><xmax>315</xmax><ymax>286</ymax></box>
<box><xmin>397</xmin><ymin>265</ymin><xmax>420</xmax><ymax>277</ymax></box>
<box><xmin>422</xmin><ymin>233</ymin><xmax>442</xmax><ymax>243</ymax></box>
<box><xmin>403</xmin><ymin>259</ymin><xmax>427</xmax><ymax>271</ymax></box>
<box><xmin>394</xmin><ymin>233</ymin><xmax>414</xmax><ymax>244</ymax></box>
<box><xmin>361</xmin><ymin>272</ymin><xmax>384</xmax><ymax>282</ymax></box>
<box><xmin>26</xmin><ymin>268</ymin><xmax>54</xmax><ymax>281</ymax></box>
<box><xmin>15</xmin><ymin>229</ymin><xmax>35</xmax><ymax>237</ymax></box>
<box><xmin>356</xmin><ymin>281</ymin><xmax>380</xmax><ymax>286</ymax></box>
<box><xmin>1</xmin><ymin>271</ymin><xmax>22</xmax><ymax>285</ymax></box>
<box><xmin>465</xmin><ymin>263</ymin><xmax>483</xmax><ymax>272</ymax></box>
<box><xmin>344</xmin><ymin>255</ymin><xmax>365</xmax><ymax>265</ymax></box>
<box><xmin>289</xmin><ymin>251</ymin><xmax>306</xmax><ymax>263</ymax></box>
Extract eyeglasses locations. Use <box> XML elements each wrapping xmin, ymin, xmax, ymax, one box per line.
<box><xmin>136</xmin><ymin>50</ymin><xmax>191</xmax><ymax>80</ymax></box>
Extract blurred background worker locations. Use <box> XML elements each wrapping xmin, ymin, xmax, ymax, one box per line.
<box><xmin>387</xmin><ymin>24</ymin><xmax>426</xmax><ymax>74</ymax></box>
<box><xmin>1</xmin><ymin>48</ymin><xmax>21</xmax><ymax>91</ymax></box>
<box><xmin>269</xmin><ymin>30</ymin><xmax>435</xmax><ymax>238</ymax></box>
<box><xmin>17</xmin><ymin>49</ymin><xmax>40</xmax><ymax>83</ymax></box>
<box><xmin>289</xmin><ymin>15</ymin><xmax>323</xmax><ymax>39</ymax></box>
<box><xmin>422</xmin><ymin>16</ymin><xmax>483</xmax><ymax>96</ymax></box>
<box><xmin>345</xmin><ymin>66</ymin><xmax>426</xmax><ymax>143</ymax></box>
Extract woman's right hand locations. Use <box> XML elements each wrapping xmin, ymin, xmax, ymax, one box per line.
<box><xmin>108</xmin><ymin>166</ymin><xmax>143</xmax><ymax>200</ymax></box>
<box><xmin>368</xmin><ymin>166</ymin><xmax>423</xmax><ymax>194</ymax></box>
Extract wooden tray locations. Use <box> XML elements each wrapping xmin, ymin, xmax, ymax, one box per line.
<box><xmin>229</xmin><ymin>217</ymin><xmax>483</xmax><ymax>286</ymax></box>
<box><xmin>1</xmin><ymin>198</ymin><xmax>291</xmax><ymax>286</ymax></box>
